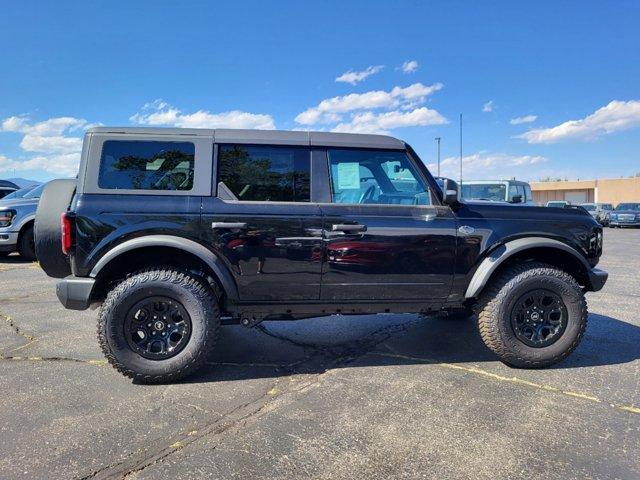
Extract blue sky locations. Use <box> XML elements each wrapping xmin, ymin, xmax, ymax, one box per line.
<box><xmin>1</xmin><ymin>0</ymin><xmax>639</xmax><ymax>183</ymax></box>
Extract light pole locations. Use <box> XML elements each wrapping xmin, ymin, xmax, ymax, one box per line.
<box><xmin>459</xmin><ymin>114</ymin><xmax>463</xmax><ymax>185</ymax></box>
<box><xmin>434</xmin><ymin>137</ymin><xmax>441</xmax><ymax>177</ymax></box>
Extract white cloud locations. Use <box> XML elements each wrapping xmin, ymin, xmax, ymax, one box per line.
<box><xmin>20</xmin><ymin>134</ymin><xmax>82</xmax><ymax>154</ymax></box>
<box><xmin>332</xmin><ymin>107</ymin><xmax>447</xmax><ymax>134</ymax></box>
<box><xmin>0</xmin><ymin>115</ymin><xmax>91</xmax><ymax>177</ymax></box>
<box><xmin>482</xmin><ymin>101</ymin><xmax>494</xmax><ymax>113</ymax></box>
<box><xmin>401</xmin><ymin>60</ymin><xmax>419</xmax><ymax>73</ymax></box>
<box><xmin>510</xmin><ymin>115</ymin><xmax>537</xmax><ymax>125</ymax></box>
<box><xmin>295</xmin><ymin>82</ymin><xmax>444</xmax><ymax>126</ymax></box>
<box><xmin>1</xmin><ymin>116</ymin><xmax>87</xmax><ymax>136</ymax></box>
<box><xmin>427</xmin><ymin>151</ymin><xmax>548</xmax><ymax>181</ymax></box>
<box><xmin>0</xmin><ymin>153</ymin><xmax>80</xmax><ymax>176</ymax></box>
<box><xmin>130</xmin><ymin>100</ymin><xmax>275</xmax><ymax>130</ymax></box>
<box><xmin>335</xmin><ymin>65</ymin><xmax>384</xmax><ymax>85</ymax></box>
<box><xmin>518</xmin><ymin>100</ymin><xmax>640</xmax><ymax>144</ymax></box>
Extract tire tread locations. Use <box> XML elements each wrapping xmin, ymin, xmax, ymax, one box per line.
<box><xmin>476</xmin><ymin>262</ymin><xmax>587</xmax><ymax>368</ymax></box>
<box><xmin>97</xmin><ymin>267</ymin><xmax>220</xmax><ymax>383</ymax></box>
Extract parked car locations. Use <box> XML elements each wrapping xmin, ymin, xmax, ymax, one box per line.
<box><xmin>546</xmin><ymin>201</ymin><xmax>570</xmax><ymax>208</ymax></box>
<box><xmin>0</xmin><ymin>183</ymin><xmax>46</xmax><ymax>259</ymax></box>
<box><xmin>461</xmin><ymin>179</ymin><xmax>534</xmax><ymax>205</ymax></box>
<box><xmin>0</xmin><ymin>180</ymin><xmax>20</xmax><ymax>199</ymax></box>
<box><xmin>35</xmin><ymin>127</ymin><xmax>606</xmax><ymax>383</ymax></box>
<box><xmin>609</xmin><ymin>202</ymin><xmax>640</xmax><ymax>228</ymax></box>
<box><xmin>580</xmin><ymin>203</ymin><xmax>613</xmax><ymax>226</ymax></box>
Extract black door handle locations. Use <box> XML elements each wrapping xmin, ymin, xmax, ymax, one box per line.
<box><xmin>331</xmin><ymin>224</ymin><xmax>367</xmax><ymax>232</ymax></box>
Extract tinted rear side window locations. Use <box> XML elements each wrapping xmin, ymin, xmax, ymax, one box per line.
<box><xmin>218</xmin><ymin>145</ymin><xmax>310</xmax><ymax>202</ymax></box>
<box><xmin>99</xmin><ymin>141</ymin><xmax>195</xmax><ymax>191</ymax></box>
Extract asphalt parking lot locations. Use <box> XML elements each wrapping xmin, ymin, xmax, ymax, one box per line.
<box><xmin>0</xmin><ymin>228</ymin><xmax>638</xmax><ymax>480</ymax></box>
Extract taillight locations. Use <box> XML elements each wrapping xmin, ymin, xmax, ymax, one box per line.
<box><xmin>61</xmin><ymin>212</ymin><xmax>74</xmax><ymax>255</ymax></box>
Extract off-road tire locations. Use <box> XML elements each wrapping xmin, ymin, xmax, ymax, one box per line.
<box><xmin>18</xmin><ymin>225</ymin><xmax>36</xmax><ymax>261</ymax></box>
<box><xmin>477</xmin><ymin>262</ymin><xmax>587</xmax><ymax>368</ymax></box>
<box><xmin>34</xmin><ymin>178</ymin><xmax>77</xmax><ymax>278</ymax></box>
<box><xmin>98</xmin><ymin>268</ymin><xmax>220</xmax><ymax>383</ymax></box>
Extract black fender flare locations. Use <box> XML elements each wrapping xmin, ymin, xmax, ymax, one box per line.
<box><xmin>89</xmin><ymin>235</ymin><xmax>239</xmax><ymax>302</ymax></box>
<box><xmin>464</xmin><ymin>237</ymin><xmax>590</xmax><ymax>299</ymax></box>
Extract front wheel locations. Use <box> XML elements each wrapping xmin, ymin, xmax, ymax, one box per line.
<box><xmin>98</xmin><ymin>268</ymin><xmax>220</xmax><ymax>383</ymax></box>
<box><xmin>18</xmin><ymin>225</ymin><xmax>36</xmax><ymax>261</ymax></box>
<box><xmin>477</xmin><ymin>263</ymin><xmax>587</xmax><ymax>368</ymax></box>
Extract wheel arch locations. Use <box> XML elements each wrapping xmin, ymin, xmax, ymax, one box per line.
<box><xmin>465</xmin><ymin>237</ymin><xmax>591</xmax><ymax>299</ymax></box>
<box><xmin>17</xmin><ymin>217</ymin><xmax>35</xmax><ymax>242</ymax></box>
<box><xmin>89</xmin><ymin>235</ymin><xmax>238</xmax><ymax>305</ymax></box>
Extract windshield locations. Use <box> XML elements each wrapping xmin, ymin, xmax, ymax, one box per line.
<box><xmin>615</xmin><ymin>203</ymin><xmax>640</xmax><ymax>211</ymax></box>
<box><xmin>461</xmin><ymin>183</ymin><xmax>506</xmax><ymax>202</ymax></box>
<box><xmin>581</xmin><ymin>204</ymin><xmax>596</xmax><ymax>211</ymax></box>
<box><xmin>23</xmin><ymin>184</ymin><xmax>45</xmax><ymax>199</ymax></box>
<box><xmin>2</xmin><ymin>185</ymin><xmax>37</xmax><ymax>200</ymax></box>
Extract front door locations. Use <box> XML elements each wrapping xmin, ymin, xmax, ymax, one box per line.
<box><xmin>319</xmin><ymin>148</ymin><xmax>457</xmax><ymax>301</ymax></box>
<box><xmin>201</xmin><ymin>144</ymin><xmax>323</xmax><ymax>302</ymax></box>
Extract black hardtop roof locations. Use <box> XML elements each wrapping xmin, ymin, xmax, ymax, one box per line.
<box><xmin>86</xmin><ymin>127</ymin><xmax>406</xmax><ymax>150</ymax></box>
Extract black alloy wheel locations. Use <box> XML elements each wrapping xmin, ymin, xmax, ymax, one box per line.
<box><xmin>510</xmin><ymin>289</ymin><xmax>568</xmax><ymax>347</ymax></box>
<box><xmin>124</xmin><ymin>296</ymin><xmax>192</xmax><ymax>360</ymax></box>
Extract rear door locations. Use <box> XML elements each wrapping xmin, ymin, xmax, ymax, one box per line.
<box><xmin>318</xmin><ymin>148</ymin><xmax>457</xmax><ymax>301</ymax></box>
<box><xmin>201</xmin><ymin>143</ymin><xmax>324</xmax><ymax>302</ymax></box>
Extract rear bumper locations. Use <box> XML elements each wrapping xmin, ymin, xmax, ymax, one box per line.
<box><xmin>587</xmin><ymin>267</ymin><xmax>608</xmax><ymax>292</ymax></box>
<box><xmin>56</xmin><ymin>276</ymin><xmax>95</xmax><ymax>310</ymax></box>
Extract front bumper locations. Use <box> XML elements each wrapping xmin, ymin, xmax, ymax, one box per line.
<box><xmin>610</xmin><ymin>220</ymin><xmax>640</xmax><ymax>227</ymax></box>
<box><xmin>0</xmin><ymin>231</ymin><xmax>19</xmax><ymax>253</ymax></box>
<box><xmin>587</xmin><ymin>267</ymin><xmax>608</xmax><ymax>292</ymax></box>
<box><xmin>56</xmin><ymin>276</ymin><xmax>96</xmax><ymax>310</ymax></box>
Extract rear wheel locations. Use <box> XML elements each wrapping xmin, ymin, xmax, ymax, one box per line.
<box><xmin>18</xmin><ymin>225</ymin><xmax>36</xmax><ymax>261</ymax></box>
<box><xmin>98</xmin><ymin>268</ymin><xmax>220</xmax><ymax>383</ymax></box>
<box><xmin>477</xmin><ymin>263</ymin><xmax>587</xmax><ymax>368</ymax></box>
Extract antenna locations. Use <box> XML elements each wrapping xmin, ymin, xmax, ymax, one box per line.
<box><xmin>435</xmin><ymin>137</ymin><xmax>441</xmax><ymax>176</ymax></box>
<box><xmin>459</xmin><ymin>114</ymin><xmax>463</xmax><ymax>184</ymax></box>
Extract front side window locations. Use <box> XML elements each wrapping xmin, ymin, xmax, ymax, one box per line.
<box><xmin>218</xmin><ymin>145</ymin><xmax>310</xmax><ymax>202</ymax></box>
<box><xmin>328</xmin><ymin>149</ymin><xmax>431</xmax><ymax>205</ymax></box>
<box><xmin>99</xmin><ymin>141</ymin><xmax>195</xmax><ymax>191</ymax></box>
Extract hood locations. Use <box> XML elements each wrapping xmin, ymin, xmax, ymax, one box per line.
<box><xmin>611</xmin><ymin>209</ymin><xmax>640</xmax><ymax>215</ymax></box>
<box><xmin>0</xmin><ymin>197</ymin><xmax>39</xmax><ymax>208</ymax></box>
<box><xmin>458</xmin><ymin>200</ymin><xmax>595</xmax><ymax>222</ymax></box>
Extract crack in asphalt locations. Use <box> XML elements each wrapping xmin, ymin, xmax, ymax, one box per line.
<box><xmin>1</xmin><ymin>313</ymin><xmax>36</xmax><ymax>343</ymax></box>
<box><xmin>80</xmin><ymin>317</ymin><xmax>418</xmax><ymax>479</ymax></box>
<box><xmin>0</xmin><ymin>355</ymin><xmax>106</xmax><ymax>365</ymax></box>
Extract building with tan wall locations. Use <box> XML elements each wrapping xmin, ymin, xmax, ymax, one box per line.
<box><xmin>530</xmin><ymin>177</ymin><xmax>640</xmax><ymax>206</ymax></box>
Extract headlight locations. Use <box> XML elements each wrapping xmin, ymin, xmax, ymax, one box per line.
<box><xmin>610</xmin><ymin>213</ymin><xmax>617</xmax><ymax>220</ymax></box>
<box><xmin>0</xmin><ymin>210</ymin><xmax>15</xmax><ymax>227</ymax></box>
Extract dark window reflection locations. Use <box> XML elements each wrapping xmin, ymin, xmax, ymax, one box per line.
<box><xmin>99</xmin><ymin>141</ymin><xmax>195</xmax><ymax>191</ymax></box>
<box><xmin>218</xmin><ymin>145</ymin><xmax>310</xmax><ymax>202</ymax></box>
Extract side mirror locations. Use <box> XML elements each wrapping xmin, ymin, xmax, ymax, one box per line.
<box><xmin>442</xmin><ymin>178</ymin><xmax>459</xmax><ymax>205</ymax></box>
<box><xmin>511</xmin><ymin>194</ymin><xmax>523</xmax><ymax>204</ymax></box>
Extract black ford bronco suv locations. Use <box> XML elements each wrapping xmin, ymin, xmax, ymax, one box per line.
<box><xmin>35</xmin><ymin>127</ymin><xmax>607</xmax><ymax>383</ymax></box>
